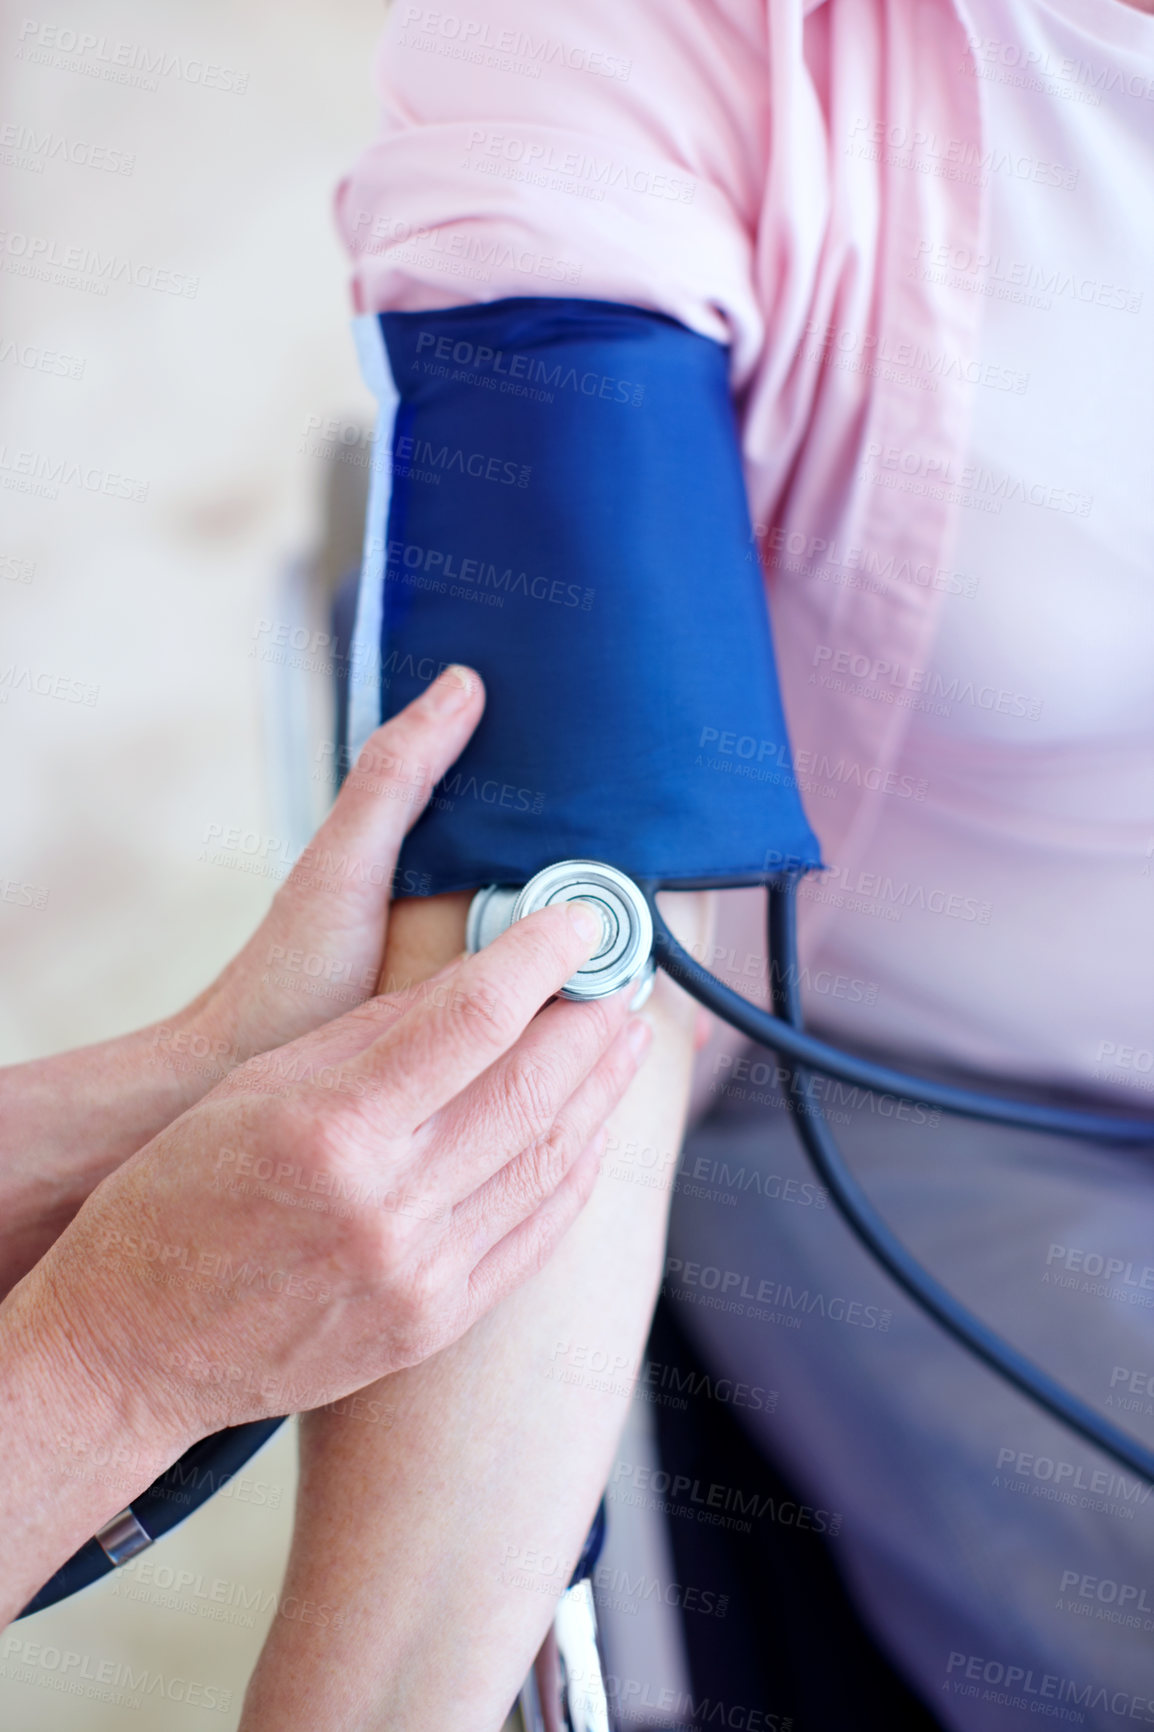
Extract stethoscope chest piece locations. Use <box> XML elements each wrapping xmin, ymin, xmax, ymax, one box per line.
<box><xmin>467</xmin><ymin>860</ymin><xmax>655</xmax><ymax>1006</ymax></box>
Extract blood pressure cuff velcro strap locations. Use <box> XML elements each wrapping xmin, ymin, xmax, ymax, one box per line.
<box><xmin>360</xmin><ymin>296</ymin><xmax>821</xmax><ymax>894</ymax></box>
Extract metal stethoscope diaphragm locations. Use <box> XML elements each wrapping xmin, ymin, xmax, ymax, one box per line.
<box><xmin>467</xmin><ymin>860</ymin><xmax>656</xmax><ymax>1008</ymax></box>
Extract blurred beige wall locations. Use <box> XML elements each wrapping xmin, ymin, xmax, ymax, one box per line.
<box><xmin>1</xmin><ymin>2</ymin><xmax>384</xmax><ymax>1724</ymax></box>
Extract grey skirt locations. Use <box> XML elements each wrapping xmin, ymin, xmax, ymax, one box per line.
<box><xmin>658</xmin><ymin>1062</ymin><xmax>1154</xmax><ymax>1732</ymax></box>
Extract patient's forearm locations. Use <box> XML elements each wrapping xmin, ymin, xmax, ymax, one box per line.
<box><xmin>240</xmin><ymin>890</ymin><xmax>707</xmax><ymax>1732</ymax></box>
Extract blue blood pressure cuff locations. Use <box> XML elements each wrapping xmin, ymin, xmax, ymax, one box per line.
<box><xmin>348</xmin><ymin>297</ymin><xmax>820</xmax><ymax>894</ymax></box>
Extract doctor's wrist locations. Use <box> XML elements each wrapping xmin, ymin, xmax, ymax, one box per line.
<box><xmin>0</xmin><ymin>1013</ymin><xmax>211</xmax><ymax>1297</ymax></box>
<box><xmin>7</xmin><ymin>1246</ymin><xmax>198</xmax><ymax>1465</ymax></box>
<box><xmin>0</xmin><ymin>1266</ymin><xmax>190</xmax><ymax>1621</ymax></box>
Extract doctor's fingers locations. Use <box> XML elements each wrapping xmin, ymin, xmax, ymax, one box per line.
<box><xmin>343</xmin><ymin>899</ymin><xmax>608</xmax><ymax>1129</ymax></box>
<box><xmin>462</xmin><ymin>1136</ymin><xmax>607</xmax><ymax>1325</ymax></box>
<box><xmin>208</xmin><ymin>955</ymin><xmax>469</xmax><ymax>1103</ymax></box>
<box><xmin>263</xmin><ymin>666</ymin><xmax>484</xmax><ymax>953</ymax></box>
<box><xmin>304</xmin><ymin>666</ymin><xmax>483</xmax><ymax>873</ymax></box>
<box><xmin>427</xmin><ymin>988</ymin><xmax>639</xmax><ymax>1204</ymax></box>
<box><xmin>200</xmin><ymin>672</ymin><xmax>484</xmax><ymax>1064</ymax></box>
<box><xmin>450</xmin><ymin>1016</ymin><xmax>652</xmax><ymax>1268</ymax></box>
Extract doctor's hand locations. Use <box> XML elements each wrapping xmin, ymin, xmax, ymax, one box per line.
<box><xmin>0</xmin><ymin>898</ymin><xmax>650</xmax><ymax>1619</ymax></box>
<box><xmin>0</xmin><ymin>666</ymin><xmax>490</xmax><ymax>1294</ymax></box>
<box><xmin>177</xmin><ymin>663</ymin><xmax>492</xmax><ymax>1069</ymax></box>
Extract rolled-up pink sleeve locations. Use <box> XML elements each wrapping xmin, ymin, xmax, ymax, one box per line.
<box><xmin>336</xmin><ymin>0</ymin><xmax>768</xmax><ymax>379</ymax></box>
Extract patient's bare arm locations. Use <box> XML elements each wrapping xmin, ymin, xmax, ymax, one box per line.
<box><xmin>240</xmin><ymin>887</ymin><xmax>710</xmax><ymax>1732</ymax></box>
